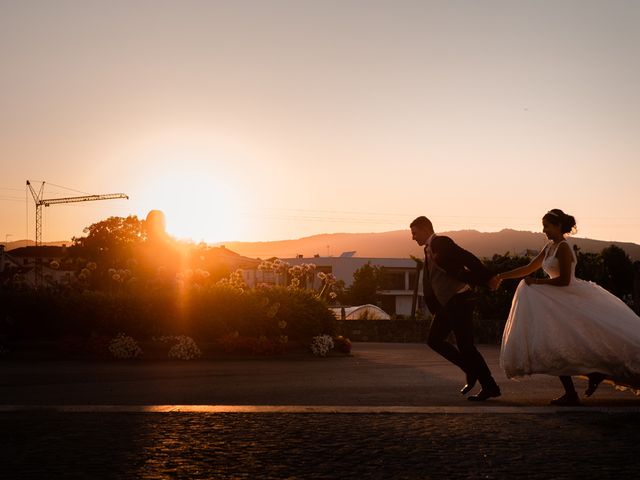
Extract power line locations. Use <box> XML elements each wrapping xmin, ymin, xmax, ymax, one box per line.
<box><xmin>44</xmin><ymin>182</ymin><xmax>91</xmax><ymax>195</ymax></box>
<box><xmin>1</xmin><ymin>185</ymin><xmax>94</xmax><ymax>200</ymax></box>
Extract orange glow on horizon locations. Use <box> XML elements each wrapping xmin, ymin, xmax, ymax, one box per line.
<box><xmin>137</xmin><ymin>168</ymin><xmax>249</xmax><ymax>244</ymax></box>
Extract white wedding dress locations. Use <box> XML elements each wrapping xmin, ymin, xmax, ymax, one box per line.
<box><xmin>500</xmin><ymin>240</ymin><xmax>640</xmax><ymax>394</ymax></box>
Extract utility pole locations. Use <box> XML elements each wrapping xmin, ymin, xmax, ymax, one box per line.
<box><xmin>26</xmin><ymin>180</ymin><xmax>128</xmax><ymax>286</ymax></box>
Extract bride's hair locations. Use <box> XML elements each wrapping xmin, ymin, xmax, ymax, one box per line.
<box><xmin>543</xmin><ymin>209</ymin><xmax>577</xmax><ymax>234</ymax></box>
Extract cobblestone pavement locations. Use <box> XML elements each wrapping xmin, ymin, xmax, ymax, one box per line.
<box><xmin>3</xmin><ymin>411</ymin><xmax>640</xmax><ymax>479</ymax></box>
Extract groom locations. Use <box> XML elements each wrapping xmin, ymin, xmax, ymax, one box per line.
<box><xmin>410</xmin><ymin>216</ymin><xmax>501</xmax><ymax>401</ymax></box>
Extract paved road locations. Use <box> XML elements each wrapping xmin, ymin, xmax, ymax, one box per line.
<box><xmin>1</xmin><ymin>343</ymin><xmax>638</xmax><ymax>407</ymax></box>
<box><xmin>2</xmin><ymin>343</ymin><xmax>640</xmax><ymax>479</ymax></box>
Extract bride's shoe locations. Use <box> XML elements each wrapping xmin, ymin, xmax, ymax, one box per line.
<box><xmin>585</xmin><ymin>373</ymin><xmax>605</xmax><ymax>397</ymax></box>
<box><xmin>549</xmin><ymin>392</ymin><xmax>580</xmax><ymax>406</ymax></box>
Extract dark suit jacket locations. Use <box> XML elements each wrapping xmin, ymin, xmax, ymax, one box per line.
<box><xmin>423</xmin><ymin>235</ymin><xmax>493</xmax><ymax>314</ymax></box>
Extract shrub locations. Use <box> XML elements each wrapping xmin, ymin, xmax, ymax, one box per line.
<box><xmin>0</xmin><ymin>284</ymin><xmax>335</xmax><ymax>345</ymax></box>
<box><xmin>310</xmin><ymin>334</ymin><xmax>334</xmax><ymax>357</ymax></box>
<box><xmin>254</xmin><ymin>287</ymin><xmax>335</xmax><ymax>343</ymax></box>
<box><xmin>216</xmin><ymin>331</ymin><xmax>288</xmax><ymax>356</ymax></box>
<box><xmin>166</xmin><ymin>335</ymin><xmax>202</xmax><ymax>360</ymax></box>
<box><xmin>109</xmin><ymin>333</ymin><xmax>142</xmax><ymax>359</ymax></box>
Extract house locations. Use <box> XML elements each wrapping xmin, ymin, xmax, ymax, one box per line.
<box><xmin>1</xmin><ymin>245</ymin><xmax>74</xmax><ymax>287</ymax></box>
<box><xmin>0</xmin><ymin>244</ymin><xmax>24</xmax><ymax>285</ymax></box>
<box><xmin>246</xmin><ymin>253</ymin><xmax>424</xmax><ymax>317</ymax></box>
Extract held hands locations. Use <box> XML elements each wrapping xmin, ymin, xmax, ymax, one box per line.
<box><xmin>490</xmin><ymin>273</ymin><xmax>542</xmax><ymax>288</ymax></box>
<box><xmin>492</xmin><ymin>275</ymin><xmax>540</xmax><ymax>287</ymax></box>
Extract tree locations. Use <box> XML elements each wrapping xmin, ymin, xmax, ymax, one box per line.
<box><xmin>600</xmin><ymin>244</ymin><xmax>634</xmax><ymax>299</ymax></box>
<box><xmin>574</xmin><ymin>247</ymin><xmax>606</xmax><ymax>285</ymax></box>
<box><xmin>71</xmin><ymin>215</ymin><xmax>145</xmax><ymax>264</ymax></box>
<box><xmin>347</xmin><ymin>262</ymin><xmax>383</xmax><ymax>305</ymax></box>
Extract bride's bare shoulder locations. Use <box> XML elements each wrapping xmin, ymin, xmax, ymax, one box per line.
<box><xmin>556</xmin><ymin>241</ymin><xmax>573</xmax><ymax>257</ymax></box>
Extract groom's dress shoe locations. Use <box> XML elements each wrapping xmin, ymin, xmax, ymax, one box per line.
<box><xmin>460</xmin><ymin>375</ymin><xmax>477</xmax><ymax>395</ymax></box>
<box><xmin>467</xmin><ymin>386</ymin><xmax>501</xmax><ymax>402</ymax></box>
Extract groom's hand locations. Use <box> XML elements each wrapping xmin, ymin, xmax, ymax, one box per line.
<box><xmin>487</xmin><ymin>275</ymin><xmax>500</xmax><ymax>291</ymax></box>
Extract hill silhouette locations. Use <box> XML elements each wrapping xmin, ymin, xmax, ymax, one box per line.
<box><xmin>6</xmin><ymin>230</ymin><xmax>640</xmax><ymax>261</ymax></box>
<box><xmin>3</xmin><ymin>239</ymin><xmax>69</xmax><ymax>250</ymax></box>
<box><xmin>215</xmin><ymin>229</ymin><xmax>640</xmax><ymax>261</ymax></box>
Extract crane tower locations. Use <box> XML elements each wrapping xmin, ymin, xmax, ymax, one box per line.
<box><xmin>26</xmin><ymin>180</ymin><xmax>129</xmax><ymax>285</ymax></box>
<box><xmin>27</xmin><ymin>180</ymin><xmax>129</xmax><ymax>246</ymax></box>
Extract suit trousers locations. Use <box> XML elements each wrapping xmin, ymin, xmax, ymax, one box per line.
<box><xmin>426</xmin><ymin>291</ymin><xmax>494</xmax><ymax>387</ymax></box>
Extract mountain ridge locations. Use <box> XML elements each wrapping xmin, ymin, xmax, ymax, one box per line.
<box><xmin>2</xmin><ymin>240</ymin><xmax>71</xmax><ymax>250</ymax></box>
<box><xmin>5</xmin><ymin>229</ymin><xmax>639</xmax><ymax>261</ymax></box>
<box><xmin>213</xmin><ymin>229</ymin><xmax>640</xmax><ymax>261</ymax></box>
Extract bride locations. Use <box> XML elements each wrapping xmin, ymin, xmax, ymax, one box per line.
<box><xmin>496</xmin><ymin>209</ymin><xmax>640</xmax><ymax>406</ymax></box>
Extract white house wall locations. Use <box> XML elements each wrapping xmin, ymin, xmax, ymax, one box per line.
<box><xmin>283</xmin><ymin>256</ymin><xmax>423</xmax><ymax>317</ymax></box>
<box><xmin>395</xmin><ymin>295</ymin><xmax>415</xmax><ymax>316</ymax></box>
<box><xmin>283</xmin><ymin>257</ymin><xmax>419</xmax><ymax>287</ymax></box>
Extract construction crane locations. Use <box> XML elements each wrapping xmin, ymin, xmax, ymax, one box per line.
<box><xmin>27</xmin><ymin>180</ymin><xmax>129</xmax><ymax>246</ymax></box>
<box><xmin>26</xmin><ymin>180</ymin><xmax>129</xmax><ymax>285</ymax></box>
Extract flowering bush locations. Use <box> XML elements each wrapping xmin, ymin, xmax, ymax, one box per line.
<box><xmin>318</xmin><ymin>272</ymin><xmax>338</xmax><ymax>300</ymax></box>
<box><xmin>109</xmin><ymin>333</ymin><xmax>142</xmax><ymax>359</ymax></box>
<box><xmin>0</xmin><ymin>285</ymin><xmax>335</xmax><ymax>347</ymax></box>
<box><xmin>257</xmin><ymin>260</ymin><xmax>319</xmax><ymax>290</ymax></box>
<box><xmin>216</xmin><ymin>269</ymin><xmax>248</xmax><ymax>292</ymax></box>
<box><xmin>166</xmin><ymin>335</ymin><xmax>202</xmax><ymax>360</ymax></box>
<box><xmin>310</xmin><ymin>334</ymin><xmax>334</xmax><ymax>357</ymax></box>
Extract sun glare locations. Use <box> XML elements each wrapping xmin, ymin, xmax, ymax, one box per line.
<box><xmin>141</xmin><ymin>171</ymin><xmax>246</xmax><ymax>244</ymax></box>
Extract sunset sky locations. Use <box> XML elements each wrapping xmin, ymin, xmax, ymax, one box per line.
<box><xmin>1</xmin><ymin>0</ymin><xmax>639</xmax><ymax>245</ymax></box>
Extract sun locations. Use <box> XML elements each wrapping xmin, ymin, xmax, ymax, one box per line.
<box><xmin>140</xmin><ymin>170</ymin><xmax>247</xmax><ymax>244</ymax></box>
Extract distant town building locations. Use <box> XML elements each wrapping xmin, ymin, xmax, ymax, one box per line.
<box><xmin>242</xmin><ymin>253</ymin><xmax>424</xmax><ymax>317</ymax></box>
<box><xmin>0</xmin><ymin>245</ymin><xmax>73</xmax><ymax>287</ymax></box>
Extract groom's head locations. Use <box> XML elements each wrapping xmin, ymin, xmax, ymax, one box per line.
<box><xmin>410</xmin><ymin>216</ymin><xmax>434</xmax><ymax>246</ymax></box>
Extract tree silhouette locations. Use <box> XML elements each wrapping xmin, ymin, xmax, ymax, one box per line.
<box><xmin>600</xmin><ymin>244</ymin><xmax>634</xmax><ymax>298</ymax></box>
<box><xmin>347</xmin><ymin>262</ymin><xmax>383</xmax><ymax>306</ymax></box>
<box><xmin>71</xmin><ymin>215</ymin><xmax>144</xmax><ymax>264</ymax></box>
